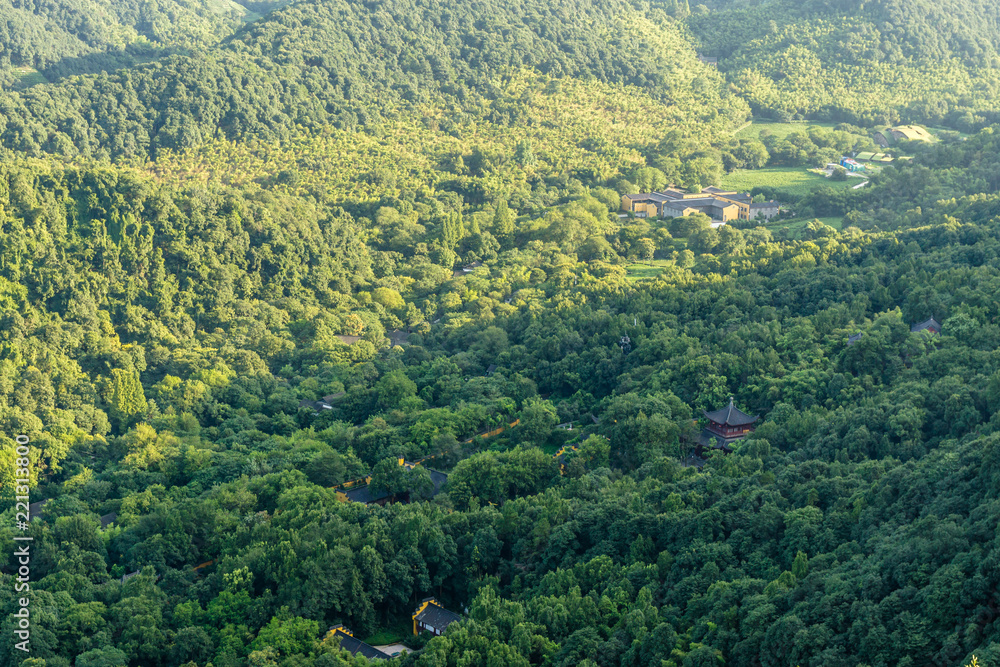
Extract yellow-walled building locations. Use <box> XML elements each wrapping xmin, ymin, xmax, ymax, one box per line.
<box><xmin>621</xmin><ymin>186</ymin><xmax>767</xmax><ymax>222</ymax></box>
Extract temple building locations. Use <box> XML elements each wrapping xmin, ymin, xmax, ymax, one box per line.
<box><xmin>910</xmin><ymin>317</ymin><xmax>941</xmax><ymax>335</ymax></box>
<box><xmin>698</xmin><ymin>397</ymin><xmax>759</xmax><ymax>452</ymax></box>
<box><xmin>412</xmin><ymin>597</ymin><xmax>463</xmax><ymax>636</ymax></box>
<box><xmin>325</xmin><ymin>625</ymin><xmax>391</xmax><ymax>660</ymax></box>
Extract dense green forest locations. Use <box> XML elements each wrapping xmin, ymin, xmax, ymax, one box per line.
<box><xmin>0</xmin><ymin>0</ymin><xmax>276</xmax><ymax>88</ymax></box>
<box><xmin>0</xmin><ymin>0</ymin><xmax>747</xmax><ymax>162</ymax></box>
<box><xmin>2</xmin><ymin>127</ymin><xmax>1000</xmax><ymax>666</ymax></box>
<box><xmin>688</xmin><ymin>0</ymin><xmax>1000</xmax><ymax>127</ymax></box>
<box><xmin>0</xmin><ymin>0</ymin><xmax>999</xmax><ymax>665</ymax></box>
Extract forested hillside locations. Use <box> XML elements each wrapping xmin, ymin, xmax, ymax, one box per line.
<box><xmin>0</xmin><ymin>0</ymin><xmax>746</xmax><ymax>161</ymax></box>
<box><xmin>0</xmin><ymin>126</ymin><xmax>999</xmax><ymax>666</ymax></box>
<box><xmin>0</xmin><ymin>0</ymin><xmax>268</xmax><ymax>88</ymax></box>
<box><xmin>688</xmin><ymin>0</ymin><xmax>1000</xmax><ymax>127</ymax></box>
<box><xmin>0</xmin><ymin>0</ymin><xmax>999</xmax><ymax>665</ymax></box>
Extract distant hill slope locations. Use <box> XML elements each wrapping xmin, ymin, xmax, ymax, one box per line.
<box><xmin>0</xmin><ymin>0</ymin><xmax>748</xmax><ymax>161</ymax></box>
<box><xmin>0</xmin><ymin>0</ymin><xmax>252</xmax><ymax>66</ymax></box>
<box><xmin>0</xmin><ymin>0</ymin><xmax>262</xmax><ymax>87</ymax></box>
<box><xmin>687</xmin><ymin>0</ymin><xmax>1000</xmax><ymax>128</ymax></box>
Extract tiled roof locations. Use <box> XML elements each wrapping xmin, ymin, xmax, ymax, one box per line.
<box><xmin>415</xmin><ymin>601</ymin><xmax>463</xmax><ymax>630</ymax></box>
<box><xmin>428</xmin><ymin>469</ymin><xmax>448</xmax><ymax>495</ymax></box>
<box><xmin>669</xmin><ymin>198</ymin><xmax>735</xmax><ymax>211</ymax></box>
<box><xmin>344</xmin><ymin>469</ymin><xmax>448</xmax><ymax>504</ymax></box>
<box><xmin>28</xmin><ymin>500</ymin><xmax>47</xmax><ymax>521</ymax></box>
<box><xmin>910</xmin><ymin>318</ymin><xmax>941</xmax><ymax>333</ymax></box>
<box><xmin>331</xmin><ymin>629</ymin><xmax>391</xmax><ymax>660</ymax></box>
<box><xmin>343</xmin><ymin>485</ymin><xmax>389</xmax><ymax>505</ymax></box>
<box><xmin>703</xmin><ymin>397</ymin><xmax>758</xmax><ymax>426</ymax></box>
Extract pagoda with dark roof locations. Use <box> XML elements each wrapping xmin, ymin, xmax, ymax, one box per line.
<box><xmin>698</xmin><ymin>397</ymin><xmax>759</xmax><ymax>450</ymax></box>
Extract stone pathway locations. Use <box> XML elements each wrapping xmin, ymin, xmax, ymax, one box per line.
<box><xmin>374</xmin><ymin>643</ymin><xmax>410</xmax><ymax>657</ymax></box>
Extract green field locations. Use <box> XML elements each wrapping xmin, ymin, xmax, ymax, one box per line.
<box><xmin>721</xmin><ymin>166</ymin><xmax>856</xmax><ymax>197</ymax></box>
<box><xmin>12</xmin><ymin>67</ymin><xmax>47</xmax><ymax>88</ymax></box>
<box><xmin>626</xmin><ymin>259</ymin><xmax>674</xmax><ymax>281</ymax></box>
<box><xmin>735</xmin><ymin>120</ymin><xmax>837</xmax><ymax>140</ymax></box>
<box><xmin>922</xmin><ymin>125</ymin><xmax>970</xmax><ymax>140</ymax></box>
<box><xmin>765</xmin><ymin>215</ymin><xmax>844</xmax><ymax>238</ymax></box>
<box><xmin>362</xmin><ymin>619</ymin><xmax>414</xmax><ymax>646</ymax></box>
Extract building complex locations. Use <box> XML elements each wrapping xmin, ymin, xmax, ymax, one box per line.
<box><xmin>621</xmin><ymin>186</ymin><xmax>779</xmax><ymax>223</ymax></box>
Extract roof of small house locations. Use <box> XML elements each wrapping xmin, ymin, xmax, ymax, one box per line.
<box><xmin>387</xmin><ymin>329</ymin><xmax>410</xmax><ymax>346</ymax></box>
<box><xmin>625</xmin><ymin>192</ymin><xmax>664</xmax><ymax>201</ymax></box>
<box><xmin>452</xmin><ymin>261</ymin><xmax>485</xmax><ymax>277</ymax></box>
<box><xmin>343</xmin><ymin>467</ymin><xmax>448</xmax><ymax>505</ymax></box>
<box><xmin>626</xmin><ymin>192</ymin><xmax>673</xmax><ymax>205</ymax></box>
<box><xmin>335</xmin><ymin>335</ymin><xmax>362</xmax><ymax>345</ymax></box>
<box><xmin>684</xmin><ymin>453</ymin><xmax>708</xmax><ymax>468</ymax></box>
<box><xmin>721</xmin><ymin>192</ymin><xmax>753</xmax><ymax>204</ymax></box>
<box><xmin>847</xmin><ymin>333</ymin><xmax>863</xmax><ymax>346</ymax></box>
<box><xmin>299</xmin><ymin>399</ymin><xmax>334</xmax><ymax>411</ymax></box>
<box><xmin>415</xmin><ymin>599</ymin><xmax>463</xmax><ymax>630</ymax></box>
<box><xmin>428</xmin><ymin>469</ymin><xmax>448</xmax><ymax>495</ymax></box>
<box><xmin>911</xmin><ymin>317</ymin><xmax>942</xmax><ymax>333</ymax></box>
<box><xmin>693</xmin><ymin>197</ymin><xmax>739</xmax><ymax>209</ymax></box>
<box><xmin>703</xmin><ymin>397</ymin><xmax>758</xmax><ymax>426</ymax></box>
<box><xmin>891</xmin><ymin>125</ymin><xmax>933</xmax><ymax>142</ymax></box>
<box><xmin>343</xmin><ymin>485</ymin><xmax>388</xmax><ymax>505</ymax></box>
<box><xmin>28</xmin><ymin>500</ymin><xmax>47</xmax><ymax>521</ymax></box>
<box><xmin>100</xmin><ymin>512</ymin><xmax>118</xmax><ymax>529</ymax></box>
<box><xmin>329</xmin><ymin>627</ymin><xmax>391</xmax><ymax>660</ymax></box>
<box><xmin>749</xmin><ymin>201</ymin><xmax>779</xmax><ymax>209</ymax></box>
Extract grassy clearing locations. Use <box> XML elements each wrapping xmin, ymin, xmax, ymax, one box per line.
<box><xmin>626</xmin><ymin>264</ymin><xmax>664</xmax><ymax>280</ymax></box>
<box><xmin>626</xmin><ymin>259</ymin><xmax>674</xmax><ymax>281</ymax></box>
<box><xmin>362</xmin><ymin>619</ymin><xmax>413</xmax><ymax>646</ymax></box>
<box><xmin>923</xmin><ymin>125</ymin><xmax>970</xmax><ymax>140</ymax></box>
<box><xmin>735</xmin><ymin>120</ymin><xmax>837</xmax><ymax>140</ymax></box>
<box><xmin>721</xmin><ymin>166</ymin><xmax>854</xmax><ymax>197</ymax></box>
<box><xmin>765</xmin><ymin>215</ymin><xmax>844</xmax><ymax>237</ymax></box>
<box><xmin>12</xmin><ymin>67</ymin><xmax>47</xmax><ymax>88</ymax></box>
<box><xmin>815</xmin><ymin>216</ymin><xmax>844</xmax><ymax>230</ymax></box>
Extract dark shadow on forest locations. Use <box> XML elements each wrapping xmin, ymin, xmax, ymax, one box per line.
<box><xmin>38</xmin><ymin>45</ymin><xmax>187</xmax><ymax>84</ymax></box>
